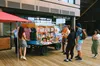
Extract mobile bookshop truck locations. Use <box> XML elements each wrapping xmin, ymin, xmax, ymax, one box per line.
<box><xmin>21</xmin><ymin>23</ymin><xmax>61</xmax><ymax>55</ymax></box>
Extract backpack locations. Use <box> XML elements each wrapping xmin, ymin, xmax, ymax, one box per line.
<box><xmin>81</xmin><ymin>29</ymin><xmax>87</xmax><ymax>40</ymax></box>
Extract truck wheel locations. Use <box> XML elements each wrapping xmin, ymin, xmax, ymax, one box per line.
<box><xmin>41</xmin><ymin>46</ymin><xmax>48</xmax><ymax>55</ymax></box>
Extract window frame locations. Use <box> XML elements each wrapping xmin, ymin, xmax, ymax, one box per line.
<box><xmin>63</xmin><ymin>0</ymin><xmax>75</xmax><ymax>4</ymax></box>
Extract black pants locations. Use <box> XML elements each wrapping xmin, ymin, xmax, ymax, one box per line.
<box><xmin>14</xmin><ymin>38</ymin><xmax>17</xmax><ymax>53</ymax></box>
<box><xmin>66</xmin><ymin>45</ymin><xmax>75</xmax><ymax>59</ymax></box>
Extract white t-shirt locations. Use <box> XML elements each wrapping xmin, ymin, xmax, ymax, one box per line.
<box><xmin>96</xmin><ymin>34</ymin><xmax>100</xmax><ymax>40</ymax></box>
<box><xmin>13</xmin><ymin>29</ymin><xmax>18</xmax><ymax>38</ymax></box>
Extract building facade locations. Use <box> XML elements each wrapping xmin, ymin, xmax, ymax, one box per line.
<box><xmin>77</xmin><ymin>0</ymin><xmax>100</xmax><ymax>35</ymax></box>
<box><xmin>0</xmin><ymin>0</ymin><xmax>80</xmax><ymax>36</ymax></box>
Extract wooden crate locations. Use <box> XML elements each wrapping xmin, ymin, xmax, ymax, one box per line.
<box><xmin>0</xmin><ymin>37</ymin><xmax>10</xmax><ymax>50</ymax></box>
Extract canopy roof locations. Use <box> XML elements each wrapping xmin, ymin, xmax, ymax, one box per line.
<box><xmin>0</xmin><ymin>11</ymin><xmax>30</xmax><ymax>22</ymax></box>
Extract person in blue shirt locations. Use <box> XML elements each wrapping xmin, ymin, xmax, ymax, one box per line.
<box><xmin>75</xmin><ymin>23</ymin><xmax>83</xmax><ymax>60</ymax></box>
<box><xmin>12</xmin><ymin>27</ymin><xmax>19</xmax><ymax>54</ymax></box>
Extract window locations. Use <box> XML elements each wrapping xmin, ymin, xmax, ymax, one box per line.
<box><xmin>63</xmin><ymin>0</ymin><xmax>68</xmax><ymax>2</ymax></box>
<box><xmin>69</xmin><ymin>0</ymin><xmax>75</xmax><ymax>4</ymax></box>
<box><xmin>63</xmin><ymin>0</ymin><xmax>75</xmax><ymax>4</ymax></box>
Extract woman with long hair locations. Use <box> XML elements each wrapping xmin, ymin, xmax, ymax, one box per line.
<box><xmin>91</xmin><ymin>29</ymin><xmax>100</xmax><ymax>58</ymax></box>
<box><xmin>18</xmin><ymin>26</ymin><xmax>27</xmax><ymax>60</ymax></box>
<box><xmin>64</xmin><ymin>28</ymin><xmax>76</xmax><ymax>62</ymax></box>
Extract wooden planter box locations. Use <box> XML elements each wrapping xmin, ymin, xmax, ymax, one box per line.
<box><xmin>0</xmin><ymin>37</ymin><xmax>11</xmax><ymax>50</ymax></box>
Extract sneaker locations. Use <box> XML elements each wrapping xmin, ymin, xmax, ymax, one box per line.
<box><xmin>69</xmin><ymin>59</ymin><xmax>72</xmax><ymax>62</ymax></box>
<box><xmin>75</xmin><ymin>55</ymin><xmax>79</xmax><ymax>58</ymax></box>
<box><xmin>62</xmin><ymin>51</ymin><xmax>64</xmax><ymax>53</ymax></box>
<box><xmin>75</xmin><ymin>57</ymin><xmax>82</xmax><ymax>61</ymax></box>
<box><xmin>94</xmin><ymin>54</ymin><xmax>97</xmax><ymax>57</ymax></box>
<box><xmin>92</xmin><ymin>54</ymin><xmax>97</xmax><ymax>58</ymax></box>
<box><xmin>63</xmin><ymin>52</ymin><xmax>66</xmax><ymax>55</ymax></box>
<box><xmin>64</xmin><ymin>59</ymin><xmax>69</xmax><ymax>62</ymax></box>
<box><xmin>23</xmin><ymin>56</ymin><xmax>27</xmax><ymax>60</ymax></box>
<box><xmin>92</xmin><ymin>55</ymin><xmax>97</xmax><ymax>58</ymax></box>
<box><xmin>20</xmin><ymin>56</ymin><xmax>23</xmax><ymax>59</ymax></box>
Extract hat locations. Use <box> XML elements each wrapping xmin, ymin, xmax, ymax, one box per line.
<box><xmin>76</xmin><ymin>23</ymin><xmax>81</xmax><ymax>27</ymax></box>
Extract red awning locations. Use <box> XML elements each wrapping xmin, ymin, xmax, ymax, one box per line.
<box><xmin>0</xmin><ymin>11</ymin><xmax>30</xmax><ymax>22</ymax></box>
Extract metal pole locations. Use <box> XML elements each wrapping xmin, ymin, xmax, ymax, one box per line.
<box><xmin>10</xmin><ymin>23</ymin><xmax>12</xmax><ymax>49</ymax></box>
<box><xmin>71</xmin><ymin>17</ymin><xmax>76</xmax><ymax>31</ymax></box>
<box><xmin>16</xmin><ymin>22</ymin><xmax>19</xmax><ymax>61</ymax></box>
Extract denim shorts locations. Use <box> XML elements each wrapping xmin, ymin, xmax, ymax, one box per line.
<box><xmin>76</xmin><ymin>43</ymin><xmax>82</xmax><ymax>51</ymax></box>
<box><xmin>19</xmin><ymin>39</ymin><xmax>27</xmax><ymax>47</ymax></box>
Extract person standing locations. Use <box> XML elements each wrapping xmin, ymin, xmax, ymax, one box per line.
<box><xmin>64</xmin><ymin>28</ymin><xmax>76</xmax><ymax>62</ymax></box>
<box><xmin>24</xmin><ymin>27</ymin><xmax>31</xmax><ymax>40</ymax></box>
<box><xmin>91</xmin><ymin>29</ymin><xmax>100</xmax><ymax>58</ymax></box>
<box><xmin>61</xmin><ymin>25</ymin><xmax>70</xmax><ymax>53</ymax></box>
<box><xmin>75</xmin><ymin>23</ymin><xmax>83</xmax><ymax>60</ymax></box>
<box><xmin>18</xmin><ymin>26</ymin><xmax>28</xmax><ymax>60</ymax></box>
<box><xmin>12</xmin><ymin>27</ymin><xmax>19</xmax><ymax>54</ymax></box>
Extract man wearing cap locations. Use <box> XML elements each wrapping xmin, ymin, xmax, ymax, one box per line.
<box><xmin>75</xmin><ymin>23</ymin><xmax>83</xmax><ymax>60</ymax></box>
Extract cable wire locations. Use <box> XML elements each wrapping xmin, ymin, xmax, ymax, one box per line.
<box><xmin>76</xmin><ymin>0</ymin><xmax>98</xmax><ymax>20</ymax></box>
